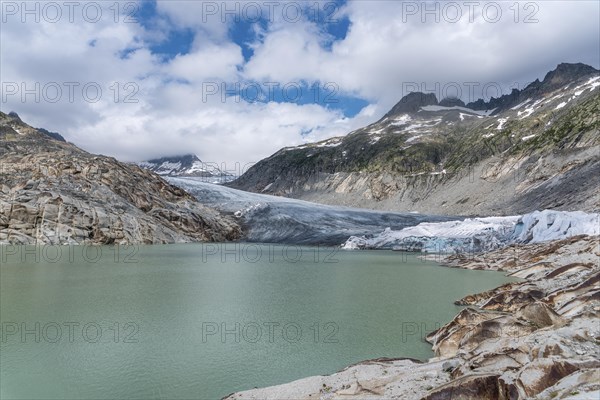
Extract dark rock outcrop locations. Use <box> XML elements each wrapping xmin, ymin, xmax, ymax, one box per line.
<box><xmin>384</xmin><ymin>91</ymin><xmax>439</xmax><ymax>117</ymax></box>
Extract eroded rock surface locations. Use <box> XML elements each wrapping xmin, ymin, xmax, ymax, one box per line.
<box><xmin>0</xmin><ymin>112</ymin><xmax>241</xmax><ymax>244</ymax></box>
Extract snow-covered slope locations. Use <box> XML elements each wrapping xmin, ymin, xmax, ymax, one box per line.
<box><xmin>167</xmin><ymin>177</ymin><xmax>456</xmax><ymax>245</ymax></box>
<box><xmin>139</xmin><ymin>154</ymin><xmax>234</xmax><ymax>183</ymax></box>
<box><xmin>342</xmin><ymin>210</ymin><xmax>599</xmax><ymax>253</ymax></box>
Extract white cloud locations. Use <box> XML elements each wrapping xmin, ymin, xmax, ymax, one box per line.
<box><xmin>168</xmin><ymin>42</ymin><xmax>244</xmax><ymax>83</ymax></box>
<box><xmin>245</xmin><ymin>0</ymin><xmax>600</xmax><ymax>106</ymax></box>
<box><xmin>1</xmin><ymin>0</ymin><xmax>598</xmax><ymax>167</ymax></box>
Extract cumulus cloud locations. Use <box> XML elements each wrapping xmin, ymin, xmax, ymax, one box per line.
<box><xmin>246</xmin><ymin>1</ymin><xmax>600</xmax><ymax>105</ymax></box>
<box><xmin>1</xmin><ymin>0</ymin><xmax>598</xmax><ymax>166</ymax></box>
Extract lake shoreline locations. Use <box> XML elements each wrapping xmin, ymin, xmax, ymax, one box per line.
<box><xmin>225</xmin><ymin>235</ymin><xmax>600</xmax><ymax>399</ymax></box>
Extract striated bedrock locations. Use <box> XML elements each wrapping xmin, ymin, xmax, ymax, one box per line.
<box><xmin>225</xmin><ymin>235</ymin><xmax>600</xmax><ymax>399</ymax></box>
<box><xmin>0</xmin><ymin>112</ymin><xmax>241</xmax><ymax>245</ymax></box>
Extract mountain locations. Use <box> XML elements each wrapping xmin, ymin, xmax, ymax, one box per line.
<box><xmin>139</xmin><ymin>154</ymin><xmax>235</xmax><ymax>183</ymax></box>
<box><xmin>7</xmin><ymin>111</ymin><xmax>66</xmax><ymax>142</ymax></box>
<box><xmin>466</xmin><ymin>62</ymin><xmax>600</xmax><ymax>112</ymax></box>
<box><xmin>0</xmin><ymin>112</ymin><xmax>241</xmax><ymax>245</ymax></box>
<box><xmin>228</xmin><ymin>63</ymin><xmax>600</xmax><ymax>216</ymax></box>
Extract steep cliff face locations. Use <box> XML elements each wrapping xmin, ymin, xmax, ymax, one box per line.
<box><xmin>0</xmin><ymin>112</ymin><xmax>241</xmax><ymax>245</ymax></box>
<box><xmin>229</xmin><ymin>64</ymin><xmax>600</xmax><ymax>215</ymax></box>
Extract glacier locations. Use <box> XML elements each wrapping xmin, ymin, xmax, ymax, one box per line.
<box><xmin>166</xmin><ymin>177</ymin><xmax>456</xmax><ymax>245</ymax></box>
<box><xmin>167</xmin><ymin>178</ymin><xmax>598</xmax><ymax>251</ymax></box>
<box><xmin>342</xmin><ymin>210</ymin><xmax>599</xmax><ymax>253</ymax></box>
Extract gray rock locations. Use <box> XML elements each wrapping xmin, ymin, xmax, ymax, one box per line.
<box><xmin>0</xmin><ymin>112</ymin><xmax>241</xmax><ymax>245</ymax></box>
<box><xmin>441</xmin><ymin>359</ymin><xmax>459</xmax><ymax>372</ymax></box>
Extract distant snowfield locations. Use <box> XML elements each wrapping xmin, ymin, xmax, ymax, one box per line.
<box><xmin>342</xmin><ymin>210</ymin><xmax>599</xmax><ymax>253</ymax></box>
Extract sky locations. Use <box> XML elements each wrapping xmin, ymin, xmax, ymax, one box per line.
<box><xmin>1</xmin><ymin>0</ymin><xmax>599</xmax><ymax>170</ymax></box>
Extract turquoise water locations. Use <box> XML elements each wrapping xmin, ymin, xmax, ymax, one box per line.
<box><xmin>0</xmin><ymin>244</ymin><xmax>513</xmax><ymax>399</ymax></box>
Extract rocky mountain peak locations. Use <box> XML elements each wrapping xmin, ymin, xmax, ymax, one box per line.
<box><xmin>1</xmin><ymin>111</ymin><xmax>66</xmax><ymax>142</ymax></box>
<box><xmin>537</xmin><ymin>62</ymin><xmax>599</xmax><ymax>91</ymax></box>
<box><xmin>438</xmin><ymin>97</ymin><xmax>466</xmax><ymax>107</ymax></box>
<box><xmin>8</xmin><ymin>111</ymin><xmax>21</xmax><ymax>121</ymax></box>
<box><xmin>384</xmin><ymin>92</ymin><xmax>438</xmax><ymax>118</ymax></box>
<box><xmin>146</xmin><ymin>154</ymin><xmax>201</xmax><ymax>166</ymax></box>
<box><xmin>467</xmin><ymin>62</ymin><xmax>599</xmax><ymax>113</ymax></box>
<box><xmin>37</xmin><ymin>128</ymin><xmax>67</xmax><ymax>142</ymax></box>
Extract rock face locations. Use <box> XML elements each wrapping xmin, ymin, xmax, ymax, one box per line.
<box><xmin>229</xmin><ymin>64</ymin><xmax>600</xmax><ymax>215</ymax></box>
<box><xmin>384</xmin><ymin>92</ymin><xmax>439</xmax><ymax>116</ymax></box>
<box><xmin>226</xmin><ymin>235</ymin><xmax>600</xmax><ymax>399</ymax></box>
<box><xmin>0</xmin><ymin>112</ymin><xmax>241</xmax><ymax>245</ymax></box>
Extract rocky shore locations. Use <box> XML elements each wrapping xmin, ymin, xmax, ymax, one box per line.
<box><xmin>225</xmin><ymin>235</ymin><xmax>599</xmax><ymax>399</ymax></box>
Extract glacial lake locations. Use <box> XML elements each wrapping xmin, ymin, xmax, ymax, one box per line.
<box><xmin>0</xmin><ymin>244</ymin><xmax>514</xmax><ymax>399</ymax></box>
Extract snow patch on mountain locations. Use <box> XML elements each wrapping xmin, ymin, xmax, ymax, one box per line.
<box><xmin>139</xmin><ymin>154</ymin><xmax>235</xmax><ymax>183</ymax></box>
<box><xmin>521</xmin><ymin>134</ymin><xmax>537</xmax><ymax>141</ymax></box>
<box><xmin>496</xmin><ymin>118</ymin><xmax>509</xmax><ymax>130</ymax></box>
<box><xmin>420</xmin><ymin>105</ymin><xmax>495</xmax><ymax>116</ymax></box>
<box><xmin>555</xmin><ymin>101</ymin><xmax>567</xmax><ymax>110</ymax></box>
<box><xmin>315</xmin><ymin>138</ymin><xmax>343</xmax><ymax>148</ymax></box>
<box><xmin>391</xmin><ymin>114</ymin><xmax>412</xmax><ymax>125</ymax></box>
<box><xmin>511</xmin><ymin>98</ymin><xmax>532</xmax><ymax>110</ymax></box>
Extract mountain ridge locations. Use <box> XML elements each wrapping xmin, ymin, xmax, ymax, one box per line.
<box><xmin>228</xmin><ymin>63</ymin><xmax>600</xmax><ymax>215</ymax></box>
<box><xmin>382</xmin><ymin>63</ymin><xmax>600</xmax><ymax>119</ymax></box>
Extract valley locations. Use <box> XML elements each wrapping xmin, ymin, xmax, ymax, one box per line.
<box><xmin>1</xmin><ymin>63</ymin><xmax>598</xmax><ymax>400</ymax></box>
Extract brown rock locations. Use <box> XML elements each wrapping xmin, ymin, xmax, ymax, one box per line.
<box><xmin>516</xmin><ymin>359</ymin><xmax>579</xmax><ymax>397</ymax></box>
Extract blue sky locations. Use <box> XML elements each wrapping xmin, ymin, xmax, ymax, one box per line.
<box><xmin>134</xmin><ymin>0</ymin><xmax>368</xmax><ymax>117</ymax></box>
<box><xmin>1</xmin><ymin>0</ymin><xmax>599</xmax><ymax>165</ymax></box>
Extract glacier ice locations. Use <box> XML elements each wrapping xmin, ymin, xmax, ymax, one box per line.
<box><xmin>342</xmin><ymin>210</ymin><xmax>599</xmax><ymax>253</ymax></box>
<box><xmin>167</xmin><ymin>178</ymin><xmax>598</xmax><ymax>251</ymax></box>
<box><xmin>167</xmin><ymin>177</ymin><xmax>455</xmax><ymax>245</ymax></box>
